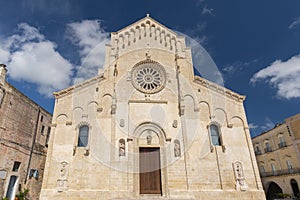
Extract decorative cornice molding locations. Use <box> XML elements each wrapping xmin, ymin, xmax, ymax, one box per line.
<box><xmin>53</xmin><ymin>74</ymin><xmax>105</xmax><ymax>98</ymax></box>
<box><xmin>193</xmin><ymin>76</ymin><xmax>246</xmax><ymax>103</ymax></box>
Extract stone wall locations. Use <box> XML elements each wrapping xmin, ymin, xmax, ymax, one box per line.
<box><xmin>0</xmin><ymin>67</ymin><xmax>52</xmax><ymax>200</ymax></box>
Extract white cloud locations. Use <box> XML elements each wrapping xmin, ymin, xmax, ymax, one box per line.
<box><xmin>289</xmin><ymin>17</ymin><xmax>300</xmax><ymax>29</ymax></box>
<box><xmin>261</xmin><ymin>118</ymin><xmax>275</xmax><ymax>132</ymax></box>
<box><xmin>67</xmin><ymin>20</ymin><xmax>109</xmax><ymax>84</ymax></box>
<box><xmin>8</xmin><ymin>41</ymin><xmax>73</xmax><ymax>96</ymax></box>
<box><xmin>251</xmin><ymin>54</ymin><xmax>300</xmax><ymax>99</ymax></box>
<box><xmin>202</xmin><ymin>5</ymin><xmax>215</xmax><ymax>16</ymax></box>
<box><xmin>248</xmin><ymin>123</ymin><xmax>258</xmax><ymax>129</ymax></box>
<box><xmin>0</xmin><ymin>23</ymin><xmax>74</xmax><ymax>97</ymax></box>
<box><xmin>0</xmin><ymin>47</ymin><xmax>10</xmax><ymax>64</ymax></box>
<box><xmin>222</xmin><ymin>59</ymin><xmax>259</xmax><ymax>79</ymax></box>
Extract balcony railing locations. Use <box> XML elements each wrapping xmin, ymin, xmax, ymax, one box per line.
<box><xmin>278</xmin><ymin>142</ymin><xmax>287</xmax><ymax>149</ymax></box>
<box><xmin>255</xmin><ymin>150</ymin><xmax>262</xmax><ymax>155</ymax></box>
<box><xmin>264</xmin><ymin>147</ymin><xmax>272</xmax><ymax>153</ymax></box>
<box><xmin>260</xmin><ymin>168</ymin><xmax>300</xmax><ymax>177</ymax></box>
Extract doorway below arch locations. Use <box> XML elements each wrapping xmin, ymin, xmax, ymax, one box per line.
<box><xmin>139</xmin><ymin>147</ymin><xmax>162</xmax><ymax>195</ymax></box>
<box><xmin>266</xmin><ymin>182</ymin><xmax>283</xmax><ymax>200</ymax></box>
<box><xmin>291</xmin><ymin>179</ymin><xmax>299</xmax><ymax>197</ymax></box>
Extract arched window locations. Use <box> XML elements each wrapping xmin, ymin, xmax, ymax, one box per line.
<box><xmin>278</xmin><ymin>134</ymin><xmax>286</xmax><ymax>148</ymax></box>
<box><xmin>78</xmin><ymin>125</ymin><xmax>89</xmax><ymax>147</ymax></box>
<box><xmin>210</xmin><ymin>124</ymin><xmax>221</xmax><ymax>146</ymax></box>
<box><xmin>260</xmin><ymin>165</ymin><xmax>265</xmax><ymax>174</ymax></box>
<box><xmin>287</xmin><ymin>160</ymin><xmax>293</xmax><ymax>173</ymax></box>
<box><xmin>271</xmin><ymin>163</ymin><xmax>276</xmax><ymax>175</ymax></box>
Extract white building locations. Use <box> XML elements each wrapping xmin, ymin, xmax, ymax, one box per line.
<box><xmin>40</xmin><ymin>15</ymin><xmax>265</xmax><ymax>199</ymax></box>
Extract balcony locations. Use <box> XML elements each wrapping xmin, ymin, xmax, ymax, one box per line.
<box><xmin>264</xmin><ymin>146</ymin><xmax>272</xmax><ymax>153</ymax></box>
<box><xmin>278</xmin><ymin>141</ymin><xmax>287</xmax><ymax>149</ymax></box>
<box><xmin>261</xmin><ymin>168</ymin><xmax>300</xmax><ymax>177</ymax></box>
<box><xmin>255</xmin><ymin>150</ymin><xmax>262</xmax><ymax>155</ymax></box>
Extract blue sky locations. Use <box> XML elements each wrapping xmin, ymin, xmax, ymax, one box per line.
<box><xmin>0</xmin><ymin>0</ymin><xmax>300</xmax><ymax>137</ymax></box>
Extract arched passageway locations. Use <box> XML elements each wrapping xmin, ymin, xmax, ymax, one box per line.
<box><xmin>266</xmin><ymin>182</ymin><xmax>283</xmax><ymax>200</ymax></box>
<box><xmin>291</xmin><ymin>179</ymin><xmax>299</xmax><ymax>197</ymax></box>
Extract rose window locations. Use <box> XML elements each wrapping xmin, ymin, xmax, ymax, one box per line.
<box><xmin>131</xmin><ymin>60</ymin><xmax>166</xmax><ymax>94</ymax></box>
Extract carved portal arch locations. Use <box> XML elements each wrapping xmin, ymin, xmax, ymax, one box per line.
<box><xmin>133</xmin><ymin>121</ymin><xmax>167</xmax><ymax>144</ymax></box>
<box><xmin>131</xmin><ymin>122</ymin><xmax>168</xmax><ymax>197</ymax></box>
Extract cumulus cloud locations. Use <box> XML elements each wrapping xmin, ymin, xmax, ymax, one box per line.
<box><xmin>250</xmin><ymin>54</ymin><xmax>300</xmax><ymax>99</ymax></box>
<box><xmin>67</xmin><ymin>20</ymin><xmax>109</xmax><ymax>84</ymax></box>
<box><xmin>8</xmin><ymin>41</ymin><xmax>73</xmax><ymax>96</ymax></box>
<box><xmin>0</xmin><ymin>23</ymin><xmax>74</xmax><ymax>97</ymax></box>
<box><xmin>0</xmin><ymin>47</ymin><xmax>10</xmax><ymax>64</ymax></box>
<box><xmin>289</xmin><ymin>17</ymin><xmax>300</xmax><ymax>29</ymax></box>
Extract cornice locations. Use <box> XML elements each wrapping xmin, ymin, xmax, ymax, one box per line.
<box><xmin>193</xmin><ymin>75</ymin><xmax>245</xmax><ymax>103</ymax></box>
<box><xmin>53</xmin><ymin>73</ymin><xmax>105</xmax><ymax>98</ymax></box>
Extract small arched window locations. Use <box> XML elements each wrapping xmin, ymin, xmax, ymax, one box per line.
<box><xmin>210</xmin><ymin>124</ymin><xmax>221</xmax><ymax>146</ymax></box>
<box><xmin>78</xmin><ymin>125</ymin><xmax>89</xmax><ymax>147</ymax></box>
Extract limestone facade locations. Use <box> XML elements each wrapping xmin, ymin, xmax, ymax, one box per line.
<box><xmin>252</xmin><ymin>113</ymin><xmax>300</xmax><ymax>199</ymax></box>
<box><xmin>0</xmin><ymin>64</ymin><xmax>52</xmax><ymax>199</ymax></box>
<box><xmin>40</xmin><ymin>16</ymin><xmax>265</xmax><ymax>199</ymax></box>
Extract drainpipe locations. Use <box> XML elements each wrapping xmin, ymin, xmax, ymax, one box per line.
<box><xmin>25</xmin><ymin>106</ymin><xmax>40</xmax><ymax>184</ymax></box>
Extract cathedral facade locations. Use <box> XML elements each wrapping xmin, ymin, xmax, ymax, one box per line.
<box><xmin>40</xmin><ymin>16</ymin><xmax>265</xmax><ymax>199</ymax></box>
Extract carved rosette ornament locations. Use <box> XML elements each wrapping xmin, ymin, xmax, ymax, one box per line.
<box><xmin>131</xmin><ymin>60</ymin><xmax>166</xmax><ymax>94</ymax></box>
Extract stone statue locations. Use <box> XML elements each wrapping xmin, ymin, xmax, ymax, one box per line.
<box><xmin>174</xmin><ymin>140</ymin><xmax>181</xmax><ymax>157</ymax></box>
<box><xmin>146</xmin><ymin>135</ymin><xmax>152</xmax><ymax>145</ymax></box>
<box><xmin>119</xmin><ymin>139</ymin><xmax>125</xmax><ymax>156</ymax></box>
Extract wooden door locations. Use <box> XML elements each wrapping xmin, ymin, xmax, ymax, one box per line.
<box><xmin>139</xmin><ymin>147</ymin><xmax>162</xmax><ymax>194</ymax></box>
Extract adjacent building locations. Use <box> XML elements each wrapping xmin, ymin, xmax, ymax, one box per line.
<box><xmin>0</xmin><ymin>64</ymin><xmax>52</xmax><ymax>199</ymax></box>
<box><xmin>40</xmin><ymin>16</ymin><xmax>265</xmax><ymax>199</ymax></box>
<box><xmin>252</xmin><ymin>113</ymin><xmax>300</xmax><ymax>200</ymax></box>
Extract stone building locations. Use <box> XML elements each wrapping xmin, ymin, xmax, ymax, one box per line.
<box><xmin>252</xmin><ymin>113</ymin><xmax>300</xmax><ymax>200</ymax></box>
<box><xmin>0</xmin><ymin>64</ymin><xmax>52</xmax><ymax>199</ymax></box>
<box><xmin>40</xmin><ymin>16</ymin><xmax>265</xmax><ymax>199</ymax></box>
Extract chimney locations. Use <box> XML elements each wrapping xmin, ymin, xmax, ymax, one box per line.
<box><xmin>0</xmin><ymin>64</ymin><xmax>7</xmax><ymax>84</ymax></box>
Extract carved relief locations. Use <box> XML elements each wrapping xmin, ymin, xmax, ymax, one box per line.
<box><xmin>233</xmin><ymin>161</ymin><xmax>248</xmax><ymax>191</ymax></box>
<box><xmin>174</xmin><ymin>140</ymin><xmax>181</xmax><ymax>157</ymax></box>
<box><xmin>57</xmin><ymin>161</ymin><xmax>69</xmax><ymax>192</ymax></box>
<box><xmin>172</xmin><ymin>120</ymin><xmax>178</xmax><ymax>128</ymax></box>
<box><xmin>120</xmin><ymin>119</ymin><xmax>125</xmax><ymax>127</ymax></box>
<box><xmin>119</xmin><ymin>139</ymin><xmax>125</xmax><ymax>156</ymax></box>
<box><xmin>146</xmin><ymin>135</ymin><xmax>152</xmax><ymax>145</ymax></box>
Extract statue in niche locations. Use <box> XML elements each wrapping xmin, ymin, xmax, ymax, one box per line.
<box><xmin>119</xmin><ymin>139</ymin><xmax>125</xmax><ymax>156</ymax></box>
<box><xmin>174</xmin><ymin>140</ymin><xmax>181</xmax><ymax>157</ymax></box>
<box><xmin>146</xmin><ymin>134</ymin><xmax>152</xmax><ymax>145</ymax></box>
<box><xmin>57</xmin><ymin>161</ymin><xmax>69</xmax><ymax>192</ymax></box>
<box><xmin>233</xmin><ymin>161</ymin><xmax>248</xmax><ymax>191</ymax></box>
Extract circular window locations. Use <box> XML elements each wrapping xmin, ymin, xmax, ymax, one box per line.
<box><xmin>131</xmin><ymin>60</ymin><xmax>166</xmax><ymax>94</ymax></box>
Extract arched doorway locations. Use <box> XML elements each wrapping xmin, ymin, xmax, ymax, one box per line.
<box><xmin>291</xmin><ymin>179</ymin><xmax>299</xmax><ymax>197</ymax></box>
<box><xmin>266</xmin><ymin>182</ymin><xmax>283</xmax><ymax>200</ymax></box>
<box><xmin>132</xmin><ymin>122</ymin><xmax>167</xmax><ymax>196</ymax></box>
